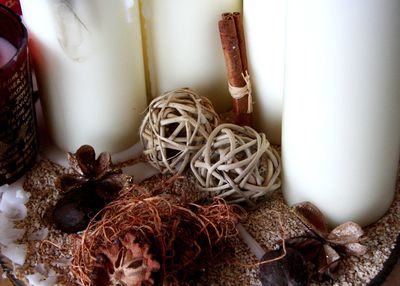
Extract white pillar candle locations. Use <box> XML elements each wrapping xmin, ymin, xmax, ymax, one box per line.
<box><xmin>243</xmin><ymin>0</ymin><xmax>287</xmax><ymax>144</ymax></box>
<box><xmin>20</xmin><ymin>0</ymin><xmax>147</xmax><ymax>153</ymax></box>
<box><xmin>282</xmin><ymin>0</ymin><xmax>400</xmax><ymax>226</ymax></box>
<box><xmin>0</xmin><ymin>37</ymin><xmax>17</xmax><ymax>67</ymax></box>
<box><xmin>141</xmin><ymin>0</ymin><xmax>242</xmax><ymax>113</ymax></box>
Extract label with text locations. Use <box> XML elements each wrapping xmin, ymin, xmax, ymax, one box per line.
<box><xmin>0</xmin><ymin>45</ymin><xmax>38</xmax><ymax>185</ymax></box>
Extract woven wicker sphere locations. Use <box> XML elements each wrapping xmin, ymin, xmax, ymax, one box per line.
<box><xmin>140</xmin><ymin>88</ymin><xmax>220</xmax><ymax>174</ymax></box>
<box><xmin>190</xmin><ymin>123</ymin><xmax>281</xmax><ymax>206</ymax></box>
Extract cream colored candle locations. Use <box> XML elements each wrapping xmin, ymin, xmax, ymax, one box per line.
<box><xmin>20</xmin><ymin>0</ymin><xmax>147</xmax><ymax>153</ymax></box>
<box><xmin>244</xmin><ymin>0</ymin><xmax>287</xmax><ymax>144</ymax></box>
<box><xmin>141</xmin><ymin>0</ymin><xmax>242</xmax><ymax>113</ymax></box>
<box><xmin>282</xmin><ymin>0</ymin><xmax>400</xmax><ymax>226</ymax></box>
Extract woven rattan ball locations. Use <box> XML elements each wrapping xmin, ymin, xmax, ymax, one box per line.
<box><xmin>190</xmin><ymin>123</ymin><xmax>281</xmax><ymax>206</ymax></box>
<box><xmin>140</xmin><ymin>88</ymin><xmax>220</xmax><ymax>174</ymax></box>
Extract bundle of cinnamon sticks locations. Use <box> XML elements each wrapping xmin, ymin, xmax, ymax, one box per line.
<box><xmin>219</xmin><ymin>12</ymin><xmax>252</xmax><ymax>127</ymax></box>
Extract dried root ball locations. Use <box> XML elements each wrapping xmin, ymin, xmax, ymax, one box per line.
<box><xmin>71</xmin><ymin>185</ymin><xmax>244</xmax><ymax>285</ymax></box>
<box><xmin>140</xmin><ymin>88</ymin><xmax>220</xmax><ymax>174</ymax></box>
<box><xmin>191</xmin><ymin>124</ymin><xmax>281</xmax><ymax>206</ymax></box>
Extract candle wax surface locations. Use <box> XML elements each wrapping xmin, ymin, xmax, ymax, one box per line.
<box><xmin>0</xmin><ymin>37</ymin><xmax>17</xmax><ymax>67</ymax></box>
<box><xmin>282</xmin><ymin>0</ymin><xmax>400</xmax><ymax>227</ymax></box>
<box><xmin>20</xmin><ymin>0</ymin><xmax>147</xmax><ymax>154</ymax></box>
<box><xmin>142</xmin><ymin>0</ymin><xmax>242</xmax><ymax>113</ymax></box>
<box><xmin>244</xmin><ymin>0</ymin><xmax>287</xmax><ymax>145</ymax></box>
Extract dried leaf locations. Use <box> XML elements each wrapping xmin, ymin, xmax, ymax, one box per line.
<box><xmin>94</xmin><ymin>174</ymin><xmax>129</xmax><ymax>202</ymax></box>
<box><xmin>74</xmin><ymin>145</ymin><xmax>96</xmax><ymax>176</ymax></box>
<box><xmin>322</xmin><ymin>244</ymin><xmax>340</xmax><ymax>266</ymax></box>
<box><xmin>339</xmin><ymin>242</ymin><xmax>367</xmax><ymax>256</ymax></box>
<box><xmin>289</xmin><ymin>202</ymin><xmax>367</xmax><ymax>280</ymax></box>
<box><xmin>94</xmin><ymin>152</ymin><xmax>113</xmax><ymax>180</ymax></box>
<box><xmin>327</xmin><ymin>221</ymin><xmax>364</xmax><ymax>244</ymax></box>
<box><xmin>286</xmin><ymin>236</ymin><xmax>323</xmax><ymax>262</ymax></box>
<box><xmin>317</xmin><ymin>244</ymin><xmax>341</xmax><ymax>278</ymax></box>
<box><xmin>260</xmin><ymin>247</ymin><xmax>308</xmax><ymax>286</ymax></box>
<box><xmin>55</xmin><ymin>174</ymin><xmax>86</xmax><ymax>193</ymax></box>
<box><xmin>291</xmin><ymin>202</ymin><xmax>328</xmax><ymax>238</ymax></box>
<box><xmin>67</xmin><ymin>151</ymin><xmax>82</xmax><ymax>175</ymax></box>
<box><xmin>318</xmin><ymin>259</ymin><xmax>340</xmax><ymax>279</ymax></box>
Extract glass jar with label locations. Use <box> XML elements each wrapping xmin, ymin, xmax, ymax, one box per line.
<box><xmin>0</xmin><ymin>4</ymin><xmax>38</xmax><ymax>186</ymax></box>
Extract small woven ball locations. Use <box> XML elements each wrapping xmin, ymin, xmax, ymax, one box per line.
<box><xmin>140</xmin><ymin>88</ymin><xmax>220</xmax><ymax>174</ymax></box>
<box><xmin>190</xmin><ymin>123</ymin><xmax>281</xmax><ymax>206</ymax></box>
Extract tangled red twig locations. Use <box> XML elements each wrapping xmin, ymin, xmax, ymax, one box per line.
<box><xmin>71</xmin><ymin>180</ymin><xmax>245</xmax><ymax>285</ymax></box>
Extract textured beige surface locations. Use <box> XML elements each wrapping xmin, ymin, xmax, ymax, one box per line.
<box><xmin>1</xmin><ymin>261</ymin><xmax>399</xmax><ymax>285</ymax></box>
<box><xmin>200</xmin><ymin>169</ymin><xmax>400</xmax><ymax>285</ymax></box>
<box><xmin>1</xmin><ymin>162</ymin><xmax>400</xmax><ymax>285</ymax></box>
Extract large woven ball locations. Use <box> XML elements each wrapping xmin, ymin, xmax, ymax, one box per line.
<box><xmin>140</xmin><ymin>88</ymin><xmax>220</xmax><ymax>174</ymax></box>
<box><xmin>190</xmin><ymin>123</ymin><xmax>281</xmax><ymax>206</ymax></box>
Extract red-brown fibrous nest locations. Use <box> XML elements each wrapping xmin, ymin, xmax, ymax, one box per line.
<box><xmin>71</xmin><ymin>182</ymin><xmax>245</xmax><ymax>285</ymax></box>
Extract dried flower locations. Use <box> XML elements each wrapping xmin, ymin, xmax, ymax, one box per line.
<box><xmin>56</xmin><ymin>145</ymin><xmax>129</xmax><ymax>200</ymax></box>
<box><xmin>287</xmin><ymin>202</ymin><xmax>367</xmax><ymax>279</ymax></box>
<box><xmin>91</xmin><ymin>233</ymin><xmax>160</xmax><ymax>286</ymax></box>
<box><xmin>53</xmin><ymin>145</ymin><xmax>130</xmax><ymax>233</ymax></box>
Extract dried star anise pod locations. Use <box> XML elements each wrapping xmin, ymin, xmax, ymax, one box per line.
<box><xmin>53</xmin><ymin>145</ymin><xmax>130</xmax><ymax>233</ymax></box>
<box><xmin>91</xmin><ymin>233</ymin><xmax>160</xmax><ymax>286</ymax></box>
<box><xmin>286</xmin><ymin>202</ymin><xmax>367</xmax><ymax>280</ymax></box>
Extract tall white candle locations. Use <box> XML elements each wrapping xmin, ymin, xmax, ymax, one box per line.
<box><xmin>141</xmin><ymin>0</ymin><xmax>242</xmax><ymax>113</ymax></box>
<box><xmin>282</xmin><ymin>0</ymin><xmax>400</xmax><ymax>226</ymax></box>
<box><xmin>20</xmin><ymin>0</ymin><xmax>147</xmax><ymax>153</ymax></box>
<box><xmin>244</xmin><ymin>0</ymin><xmax>287</xmax><ymax>144</ymax></box>
<box><xmin>0</xmin><ymin>37</ymin><xmax>17</xmax><ymax>67</ymax></box>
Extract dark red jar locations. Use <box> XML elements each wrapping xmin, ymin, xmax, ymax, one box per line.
<box><xmin>0</xmin><ymin>4</ymin><xmax>37</xmax><ymax>185</ymax></box>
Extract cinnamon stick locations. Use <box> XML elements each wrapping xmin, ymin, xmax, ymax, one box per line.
<box><xmin>219</xmin><ymin>15</ymin><xmax>245</xmax><ymax>87</ymax></box>
<box><xmin>232</xmin><ymin>12</ymin><xmax>248</xmax><ymax>73</ymax></box>
<box><xmin>219</xmin><ymin>13</ymin><xmax>252</xmax><ymax>127</ymax></box>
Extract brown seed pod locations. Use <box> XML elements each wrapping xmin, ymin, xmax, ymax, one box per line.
<box><xmin>52</xmin><ymin>145</ymin><xmax>130</xmax><ymax>233</ymax></box>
